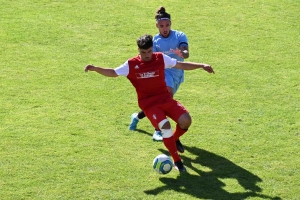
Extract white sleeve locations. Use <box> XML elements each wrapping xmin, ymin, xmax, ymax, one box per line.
<box><xmin>163</xmin><ymin>54</ymin><xmax>177</xmax><ymax>68</ymax></box>
<box><xmin>114</xmin><ymin>61</ymin><xmax>129</xmax><ymax>76</ymax></box>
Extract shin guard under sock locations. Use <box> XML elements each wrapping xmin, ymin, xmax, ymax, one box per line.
<box><xmin>163</xmin><ymin>136</ymin><xmax>180</xmax><ymax>162</ymax></box>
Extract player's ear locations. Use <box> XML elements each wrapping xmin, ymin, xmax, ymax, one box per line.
<box><xmin>156</xmin><ymin>23</ymin><xmax>159</xmax><ymax>28</ymax></box>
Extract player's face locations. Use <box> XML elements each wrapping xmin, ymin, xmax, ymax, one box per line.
<box><xmin>139</xmin><ymin>47</ymin><xmax>153</xmax><ymax>62</ymax></box>
<box><xmin>156</xmin><ymin>20</ymin><xmax>171</xmax><ymax>38</ymax></box>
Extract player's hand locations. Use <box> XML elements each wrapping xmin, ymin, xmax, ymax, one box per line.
<box><xmin>170</xmin><ymin>48</ymin><xmax>184</xmax><ymax>58</ymax></box>
<box><xmin>203</xmin><ymin>64</ymin><xmax>215</xmax><ymax>74</ymax></box>
<box><xmin>84</xmin><ymin>64</ymin><xmax>94</xmax><ymax>72</ymax></box>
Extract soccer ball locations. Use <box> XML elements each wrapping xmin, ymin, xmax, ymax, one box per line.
<box><xmin>153</xmin><ymin>154</ymin><xmax>173</xmax><ymax>174</ymax></box>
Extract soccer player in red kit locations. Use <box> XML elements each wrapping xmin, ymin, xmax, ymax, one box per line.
<box><xmin>84</xmin><ymin>34</ymin><xmax>214</xmax><ymax>172</ymax></box>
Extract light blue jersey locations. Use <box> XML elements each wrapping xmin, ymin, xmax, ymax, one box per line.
<box><xmin>153</xmin><ymin>30</ymin><xmax>188</xmax><ymax>94</ymax></box>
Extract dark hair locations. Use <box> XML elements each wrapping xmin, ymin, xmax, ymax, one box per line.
<box><xmin>155</xmin><ymin>6</ymin><xmax>171</xmax><ymax>21</ymax></box>
<box><xmin>137</xmin><ymin>34</ymin><xmax>153</xmax><ymax>49</ymax></box>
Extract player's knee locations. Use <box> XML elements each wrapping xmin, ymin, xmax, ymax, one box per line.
<box><xmin>178</xmin><ymin>113</ymin><xmax>192</xmax><ymax>129</ymax></box>
<box><xmin>158</xmin><ymin>119</ymin><xmax>171</xmax><ymax>129</ymax></box>
<box><xmin>158</xmin><ymin>119</ymin><xmax>172</xmax><ymax>138</ymax></box>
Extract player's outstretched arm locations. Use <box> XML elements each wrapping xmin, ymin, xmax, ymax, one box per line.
<box><xmin>84</xmin><ymin>64</ymin><xmax>118</xmax><ymax>77</ymax></box>
<box><xmin>174</xmin><ymin>61</ymin><xmax>215</xmax><ymax>74</ymax></box>
<box><xmin>171</xmin><ymin>47</ymin><xmax>189</xmax><ymax>59</ymax></box>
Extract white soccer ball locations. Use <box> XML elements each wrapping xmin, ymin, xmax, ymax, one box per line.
<box><xmin>153</xmin><ymin>154</ymin><xmax>173</xmax><ymax>174</ymax></box>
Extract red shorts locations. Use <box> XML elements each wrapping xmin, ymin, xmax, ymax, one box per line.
<box><xmin>143</xmin><ymin>99</ymin><xmax>188</xmax><ymax>129</ymax></box>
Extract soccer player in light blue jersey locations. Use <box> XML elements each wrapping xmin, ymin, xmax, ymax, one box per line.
<box><xmin>129</xmin><ymin>6</ymin><xmax>190</xmax><ymax>143</ymax></box>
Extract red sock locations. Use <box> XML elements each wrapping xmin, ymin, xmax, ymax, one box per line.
<box><xmin>163</xmin><ymin>136</ymin><xmax>180</xmax><ymax>162</ymax></box>
<box><xmin>173</xmin><ymin>124</ymin><xmax>188</xmax><ymax>141</ymax></box>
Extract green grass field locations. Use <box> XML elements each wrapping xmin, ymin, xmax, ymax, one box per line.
<box><xmin>1</xmin><ymin>0</ymin><xmax>299</xmax><ymax>199</ymax></box>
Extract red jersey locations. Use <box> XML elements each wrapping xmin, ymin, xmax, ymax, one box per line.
<box><xmin>115</xmin><ymin>52</ymin><xmax>177</xmax><ymax>110</ymax></box>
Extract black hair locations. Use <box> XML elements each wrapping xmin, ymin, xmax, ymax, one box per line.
<box><xmin>136</xmin><ymin>34</ymin><xmax>153</xmax><ymax>49</ymax></box>
<box><xmin>155</xmin><ymin>6</ymin><xmax>171</xmax><ymax>21</ymax></box>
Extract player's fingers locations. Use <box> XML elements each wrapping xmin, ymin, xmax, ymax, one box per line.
<box><xmin>85</xmin><ymin>65</ymin><xmax>91</xmax><ymax>72</ymax></box>
<box><xmin>207</xmin><ymin>67</ymin><xmax>214</xmax><ymax>73</ymax></box>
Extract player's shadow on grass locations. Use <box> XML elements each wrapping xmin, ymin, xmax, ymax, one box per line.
<box><xmin>135</xmin><ymin>129</ymin><xmax>153</xmax><ymax>137</ymax></box>
<box><xmin>144</xmin><ymin>146</ymin><xmax>281</xmax><ymax>200</ymax></box>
